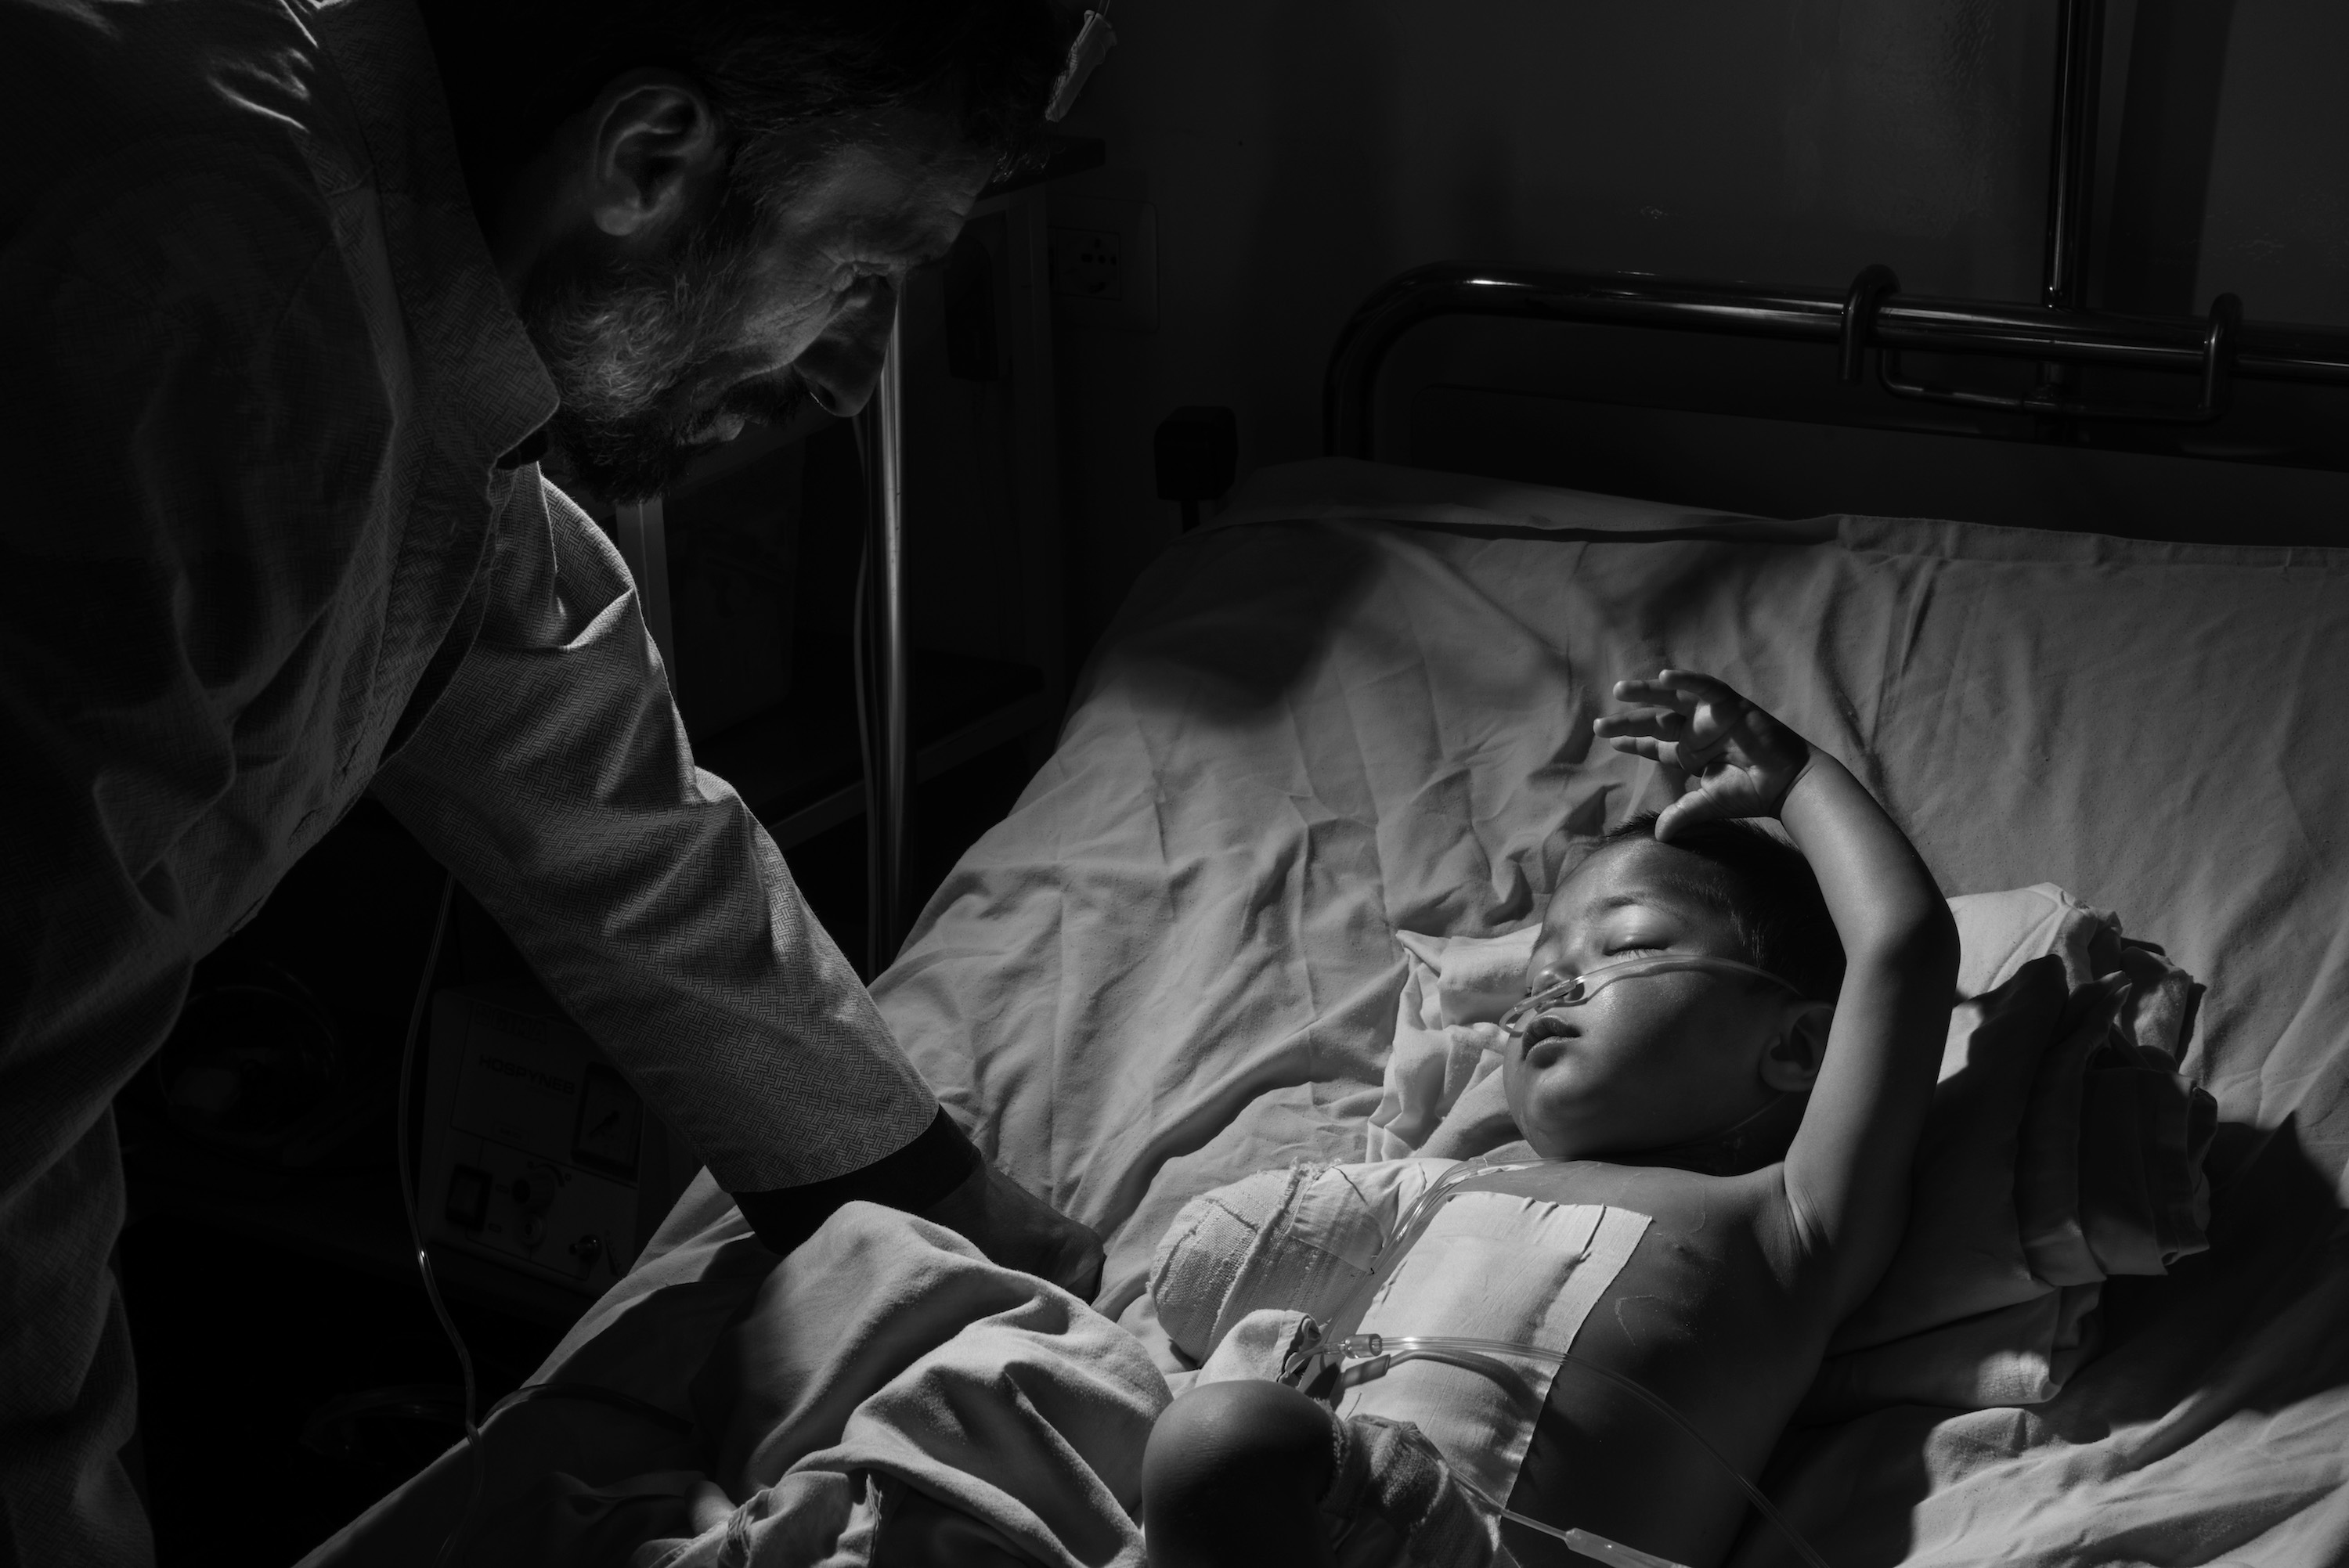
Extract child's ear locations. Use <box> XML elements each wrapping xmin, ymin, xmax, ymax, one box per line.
<box><xmin>1758</xmin><ymin>1001</ymin><xmax>1834</xmax><ymax>1093</ymax></box>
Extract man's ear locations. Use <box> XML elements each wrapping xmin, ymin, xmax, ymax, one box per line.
<box><xmin>1757</xmin><ymin>1001</ymin><xmax>1833</xmax><ymax>1093</ymax></box>
<box><xmin>585</xmin><ymin>72</ymin><xmax>725</xmax><ymax>240</ymax></box>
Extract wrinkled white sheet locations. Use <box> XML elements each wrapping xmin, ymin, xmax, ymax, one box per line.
<box><xmin>876</xmin><ymin>460</ymin><xmax>2349</xmax><ymax>1566</ymax></box>
<box><xmin>299</xmin><ymin>1190</ymin><xmax>1165</xmax><ymax>1567</ymax></box>
<box><xmin>315</xmin><ymin>457</ymin><xmax>2349</xmax><ymax>1567</ymax></box>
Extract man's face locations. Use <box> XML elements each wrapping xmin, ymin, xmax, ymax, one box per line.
<box><xmin>525</xmin><ymin>110</ymin><xmax>992</xmax><ymax>502</ymax></box>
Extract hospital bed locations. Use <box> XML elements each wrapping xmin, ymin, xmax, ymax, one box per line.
<box><xmin>305</xmin><ymin>12</ymin><xmax>2349</xmax><ymax>1564</ymax></box>
<box><xmin>305</xmin><ymin>458</ymin><xmax>2349</xmax><ymax>1568</ymax></box>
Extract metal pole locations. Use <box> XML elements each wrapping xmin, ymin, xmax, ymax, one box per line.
<box><xmin>867</xmin><ymin>297</ymin><xmax>911</xmax><ymax>975</ymax></box>
<box><xmin>2043</xmin><ymin>0</ymin><xmax>2105</xmax><ymax>310</ymax></box>
<box><xmin>612</xmin><ymin>497</ymin><xmax>675</xmax><ymax>675</ymax></box>
<box><xmin>2038</xmin><ymin>0</ymin><xmax>2105</xmax><ymax>413</ymax></box>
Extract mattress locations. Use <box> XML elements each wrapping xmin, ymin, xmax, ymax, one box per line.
<box><xmin>876</xmin><ymin>457</ymin><xmax>2349</xmax><ymax>1566</ymax></box>
<box><xmin>310</xmin><ymin>457</ymin><xmax>2349</xmax><ymax>1567</ymax></box>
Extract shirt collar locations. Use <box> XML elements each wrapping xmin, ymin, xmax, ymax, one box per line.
<box><xmin>303</xmin><ymin>0</ymin><xmax>560</xmax><ymax>478</ymax></box>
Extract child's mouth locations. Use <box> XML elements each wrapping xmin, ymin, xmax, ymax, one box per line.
<box><xmin>1521</xmin><ymin>1015</ymin><xmax>1576</xmax><ymax>1059</ymax></box>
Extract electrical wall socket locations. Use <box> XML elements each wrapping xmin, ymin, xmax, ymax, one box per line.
<box><xmin>1048</xmin><ymin>196</ymin><xmax>1157</xmax><ymax>331</ymax></box>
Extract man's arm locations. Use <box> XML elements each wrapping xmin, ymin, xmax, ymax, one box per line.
<box><xmin>1597</xmin><ymin>671</ymin><xmax>1958</xmax><ymax>1311</ymax></box>
<box><xmin>373</xmin><ymin>474</ymin><xmax>1101</xmax><ymax>1290</ymax></box>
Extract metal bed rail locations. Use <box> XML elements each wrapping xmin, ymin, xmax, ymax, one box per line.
<box><xmin>1325</xmin><ymin>0</ymin><xmax>2349</xmax><ymax>461</ymax></box>
<box><xmin>1323</xmin><ymin>265</ymin><xmax>2349</xmax><ymax>459</ymax></box>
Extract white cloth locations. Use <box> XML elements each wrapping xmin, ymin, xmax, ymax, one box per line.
<box><xmin>335</xmin><ymin>459</ymin><xmax>2349</xmax><ymax>1566</ymax></box>
<box><xmin>298</xmin><ymin>1195</ymin><xmax>1167</xmax><ymax>1568</ymax></box>
<box><xmin>1368</xmin><ymin>928</ymin><xmax>1534</xmax><ymax>1158</ymax></box>
<box><xmin>1149</xmin><ymin>1159</ymin><xmax>1457</xmax><ymax>1362</ymax></box>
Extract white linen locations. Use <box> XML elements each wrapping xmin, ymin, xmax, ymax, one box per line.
<box><xmin>299</xmin><ymin>1190</ymin><xmax>1165</xmax><ymax>1568</ymax></box>
<box><xmin>316</xmin><ymin>456</ymin><xmax>2349</xmax><ymax>1566</ymax></box>
<box><xmin>876</xmin><ymin>460</ymin><xmax>2349</xmax><ymax>1566</ymax></box>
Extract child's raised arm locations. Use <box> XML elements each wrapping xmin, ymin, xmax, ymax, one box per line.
<box><xmin>1597</xmin><ymin>670</ymin><xmax>1959</xmax><ymax>1313</ymax></box>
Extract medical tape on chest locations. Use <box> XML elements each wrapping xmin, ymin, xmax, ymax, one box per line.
<box><xmin>1334</xmin><ymin>1184</ymin><xmax>1651</xmax><ymax>1510</ymax></box>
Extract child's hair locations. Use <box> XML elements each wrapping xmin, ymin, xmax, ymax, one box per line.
<box><xmin>1593</xmin><ymin>813</ymin><xmax>1846</xmax><ymax>1004</ymax></box>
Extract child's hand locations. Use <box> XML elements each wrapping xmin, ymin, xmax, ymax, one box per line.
<box><xmin>1593</xmin><ymin>669</ymin><xmax>1816</xmax><ymax>839</ymax></box>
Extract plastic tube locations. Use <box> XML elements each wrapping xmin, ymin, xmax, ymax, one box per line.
<box><xmin>395</xmin><ymin>876</ymin><xmax>485</xmax><ymax>1568</ymax></box>
<box><xmin>1488</xmin><ymin>1511</ymin><xmax>1690</xmax><ymax>1568</ymax></box>
<box><xmin>1327</xmin><ymin>1334</ymin><xmax>1832</xmax><ymax>1568</ymax></box>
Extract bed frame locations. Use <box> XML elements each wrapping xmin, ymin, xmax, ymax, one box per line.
<box><xmin>1323</xmin><ymin>0</ymin><xmax>2349</xmax><ymax>495</ymax></box>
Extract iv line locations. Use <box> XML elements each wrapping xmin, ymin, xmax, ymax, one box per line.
<box><xmin>1322</xmin><ymin>1335</ymin><xmax>1831</xmax><ymax>1568</ymax></box>
<box><xmin>395</xmin><ymin>874</ymin><xmax>486</xmax><ymax>1568</ymax></box>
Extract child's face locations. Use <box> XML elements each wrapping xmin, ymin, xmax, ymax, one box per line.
<box><xmin>1503</xmin><ymin>839</ymin><xmax>1810</xmax><ymax>1162</ymax></box>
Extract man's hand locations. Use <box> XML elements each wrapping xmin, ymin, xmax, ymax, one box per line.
<box><xmin>1593</xmin><ymin>669</ymin><xmax>1816</xmax><ymax>840</ymax></box>
<box><xmin>917</xmin><ymin>1159</ymin><xmax>1106</xmax><ymax>1302</ymax></box>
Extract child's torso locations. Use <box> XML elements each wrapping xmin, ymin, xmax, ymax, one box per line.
<box><xmin>1357</xmin><ymin>1157</ymin><xmax>1826</xmax><ymax>1568</ymax></box>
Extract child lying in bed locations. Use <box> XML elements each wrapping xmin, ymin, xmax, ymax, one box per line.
<box><xmin>1139</xmin><ymin>669</ymin><xmax>1962</xmax><ymax>1568</ymax></box>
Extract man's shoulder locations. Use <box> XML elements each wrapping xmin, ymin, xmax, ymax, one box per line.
<box><xmin>2</xmin><ymin>0</ymin><xmax>373</xmax><ymax>307</ymax></box>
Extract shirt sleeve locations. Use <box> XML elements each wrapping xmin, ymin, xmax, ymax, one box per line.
<box><xmin>370</xmin><ymin>473</ymin><xmax>967</xmax><ymax>1205</ymax></box>
<box><xmin>0</xmin><ymin>138</ymin><xmax>383</xmax><ymax>1213</ymax></box>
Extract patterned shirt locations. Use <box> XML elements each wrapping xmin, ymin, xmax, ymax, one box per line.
<box><xmin>0</xmin><ymin>0</ymin><xmax>960</xmax><ymax>1227</ymax></box>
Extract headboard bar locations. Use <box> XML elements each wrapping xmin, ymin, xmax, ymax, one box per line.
<box><xmin>1322</xmin><ymin>263</ymin><xmax>2349</xmax><ymax>460</ymax></box>
<box><xmin>1326</xmin><ymin>0</ymin><xmax>2349</xmax><ymax>463</ymax></box>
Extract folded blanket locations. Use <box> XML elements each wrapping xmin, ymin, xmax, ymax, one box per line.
<box><xmin>308</xmin><ymin>1199</ymin><xmax>1171</xmax><ymax>1568</ymax></box>
<box><xmin>1370</xmin><ymin>885</ymin><xmax>2217</xmax><ymax>1415</ymax></box>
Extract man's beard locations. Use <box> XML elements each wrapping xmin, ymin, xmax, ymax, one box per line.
<box><xmin>519</xmin><ymin>181</ymin><xmax>809</xmax><ymax>503</ymax></box>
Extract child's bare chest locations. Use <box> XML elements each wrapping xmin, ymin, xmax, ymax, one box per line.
<box><xmin>1473</xmin><ymin>1159</ymin><xmax>1802</xmax><ymax>1335</ymax></box>
<box><xmin>1469</xmin><ymin>1162</ymin><xmax>1825</xmax><ymax>1566</ymax></box>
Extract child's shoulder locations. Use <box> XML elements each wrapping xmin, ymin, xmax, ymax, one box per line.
<box><xmin>1462</xmin><ymin>1155</ymin><xmax>1794</xmax><ymax>1236</ymax></box>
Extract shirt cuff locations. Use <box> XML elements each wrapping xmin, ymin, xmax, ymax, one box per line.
<box><xmin>731</xmin><ymin>1108</ymin><xmax>983</xmax><ymax>1256</ymax></box>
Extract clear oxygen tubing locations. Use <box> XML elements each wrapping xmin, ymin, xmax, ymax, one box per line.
<box><xmin>1290</xmin><ymin>1152</ymin><xmax>1546</xmax><ymax>1368</ymax></box>
<box><xmin>1497</xmin><ymin>953</ymin><xmax>1807</xmax><ymax>1037</ymax></box>
<box><xmin>1283</xmin><ymin>1155</ymin><xmax>1835</xmax><ymax>1568</ymax></box>
<box><xmin>1318</xmin><ymin>1333</ymin><xmax>1831</xmax><ymax>1568</ymax></box>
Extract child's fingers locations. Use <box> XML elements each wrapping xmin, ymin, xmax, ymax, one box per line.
<box><xmin>1618</xmin><ymin>669</ymin><xmax>1745</xmax><ymax>706</ymax></box>
<box><xmin>1612</xmin><ymin>679</ymin><xmax>1700</xmax><ymax>712</ymax></box>
<box><xmin>1654</xmin><ymin>668</ymin><xmax>1741</xmax><ymax>697</ymax></box>
<box><xmin>1653</xmin><ymin>791</ymin><xmax>1724</xmax><ymax>842</ymax></box>
<box><xmin>1593</xmin><ymin>709</ymin><xmax>1686</xmax><ymax>741</ymax></box>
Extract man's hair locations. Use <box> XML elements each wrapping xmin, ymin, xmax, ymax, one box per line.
<box><xmin>1593</xmin><ymin>813</ymin><xmax>1846</xmax><ymax>1004</ymax></box>
<box><xmin>465</xmin><ymin>0</ymin><xmax>1076</xmax><ymax>175</ymax></box>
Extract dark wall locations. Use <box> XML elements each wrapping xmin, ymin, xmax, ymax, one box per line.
<box><xmin>1045</xmin><ymin>0</ymin><xmax>2349</xmax><ymax>647</ymax></box>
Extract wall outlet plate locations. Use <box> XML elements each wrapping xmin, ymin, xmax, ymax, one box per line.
<box><xmin>1048</xmin><ymin>196</ymin><xmax>1157</xmax><ymax>331</ymax></box>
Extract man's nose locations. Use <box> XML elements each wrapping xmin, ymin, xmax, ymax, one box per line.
<box><xmin>792</xmin><ymin>279</ymin><xmax>898</xmax><ymax>417</ymax></box>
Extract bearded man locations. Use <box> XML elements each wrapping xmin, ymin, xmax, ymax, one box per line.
<box><xmin>0</xmin><ymin>0</ymin><xmax>1099</xmax><ymax>1561</ymax></box>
